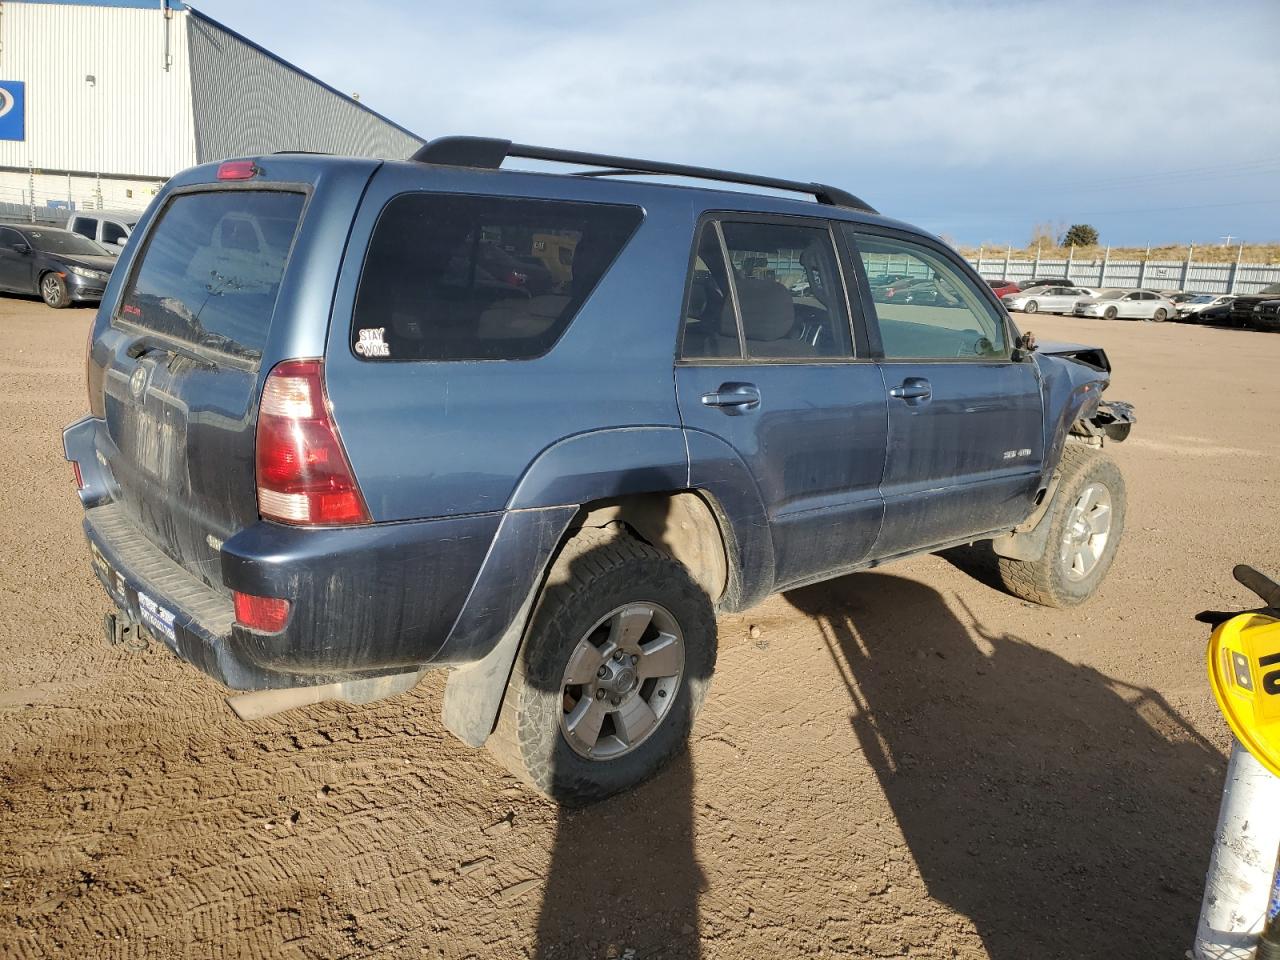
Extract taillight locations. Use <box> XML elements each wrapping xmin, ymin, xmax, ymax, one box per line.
<box><xmin>255</xmin><ymin>359</ymin><xmax>371</xmax><ymax>526</ymax></box>
<box><xmin>72</xmin><ymin>461</ymin><xmax>84</xmax><ymax>490</ymax></box>
<box><xmin>217</xmin><ymin>160</ymin><xmax>258</xmax><ymax>181</ymax></box>
<box><xmin>233</xmin><ymin>591</ymin><xmax>291</xmax><ymax>633</ymax></box>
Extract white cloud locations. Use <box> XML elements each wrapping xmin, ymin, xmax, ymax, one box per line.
<box><xmin>200</xmin><ymin>0</ymin><xmax>1280</xmax><ymax>241</ymax></box>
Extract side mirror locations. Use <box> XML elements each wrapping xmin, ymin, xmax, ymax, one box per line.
<box><xmin>10</xmin><ymin>242</ymin><xmax>29</xmax><ymax>255</ymax></box>
<box><xmin>1011</xmin><ymin>330</ymin><xmax>1037</xmax><ymax>362</ymax></box>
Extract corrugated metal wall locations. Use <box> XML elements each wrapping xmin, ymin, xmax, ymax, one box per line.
<box><xmin>971</xmin><ymin>257</ymin><xmax>1280</xmax><ymax>295</ymax></box>
<box><xmin>185</xmin><ymin>11</ymin><xmax>421</xmax><ymax>163</ymax></box>
<box><xmin>0</xmin><ymin>2</ymin><xmax>197</xmax><ymax>177</ymax></box>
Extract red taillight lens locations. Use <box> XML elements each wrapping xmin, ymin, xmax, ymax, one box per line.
<box><xmin>233</xmin><ymin>591</ymin><xmax>291</xmax><ymax>633</ymax></box>
<box><xmin>255</xmin><ymin>359</ymin><xmax>371</xmax><ymax>526</ymax></box>
<box><xmin>72</xmin><ymin>461</ymin><xmax>84</xmax><ymax>490</ymax></box>
<box><xmin>217</xmin><ymin>160</ymin><xmax>258</xmax><ymax>181</ymax></box>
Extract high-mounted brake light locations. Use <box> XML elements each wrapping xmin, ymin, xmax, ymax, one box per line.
<box><xmin>255</xmin><ymin>359</ymin><xmax>371</xmax><ymax>526</ymax></box>
<box><xmin>217</xmin><ymin>160</ymin><xmax>259</xmax><ymax>181</ymax></box>
<box><xmin>233</xmin><ymin>591</ymin><xmax>291</xmax><ymax>633</ymax></box>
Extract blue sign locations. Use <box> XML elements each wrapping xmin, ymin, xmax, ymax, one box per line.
<box><xmin>0</xmin><ymin>81</ymin><xmax>25</xmax><ymax>141</ymax></box>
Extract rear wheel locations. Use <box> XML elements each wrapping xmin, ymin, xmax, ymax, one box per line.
<box><xmin>1024</xmin><ymin>300</ymin><xmax>1039</xmax><ymax>314</ymax></box>
<box><xmin>1153</xmin><ymin>308</ymin><xmax>1168</xmax><ymax>322</ymax></box>
<box><xmin>997</xmin><ymin>444</ymin><xmax>1126</xmax><ymax>608</ymax></box>
<box><xmin>487</xmin><ymin>528</ymin><xmax>717</xmax><ymax>805</ymax></box>
<box><xmin>40</xmin><ymin>273</ymin><xmax>70</xmax><ymax>309</ymax></box>
<box><xmin>1103</xmin><ymin>306</ymin><xmax>1118</xmax><ymax>320</ymax></box>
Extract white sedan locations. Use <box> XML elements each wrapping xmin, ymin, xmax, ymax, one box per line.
<box><xmin>1072</xmin><ymin>288</ymin><xmax>1178</xmax><ymax>322</ymax></box>
<box><xmin>1003</xmin><ymin>285</ymin><xmax>1098</xmax><ymax>315</ymax></box>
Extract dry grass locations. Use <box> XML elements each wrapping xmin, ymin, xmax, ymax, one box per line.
<box><xmin>957</xmin><ymin>243</ymin><xmax>1280</xmax><ymax>264</ymax></box>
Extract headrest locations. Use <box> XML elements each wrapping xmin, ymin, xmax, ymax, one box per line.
<box><xmin>722</xmin><ymin>276</ymin><xmax>795</xmax><ymax>341</ymax></box>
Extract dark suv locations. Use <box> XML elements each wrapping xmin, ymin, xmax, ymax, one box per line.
<box><xmin>64</xmin><ymin>138</ymin><xmax>1134</xmax><ymax>804</ymax></box>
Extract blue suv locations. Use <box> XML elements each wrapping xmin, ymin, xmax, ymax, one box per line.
<box><xmin>65</xmin><ymin>138</ymin><xmax>1134</xmax><ymax>803</ymax></box>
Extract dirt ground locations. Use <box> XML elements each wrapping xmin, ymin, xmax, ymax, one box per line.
<box><xmin>1</xmin><ymin>295</ymin><xmax>1277</xmax><ymax>960</ymax></box>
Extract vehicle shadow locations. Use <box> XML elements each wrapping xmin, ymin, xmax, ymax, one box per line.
<box><xmin>534</xmin><ymin>749</ymin><xmax>702</xmax><ymax>958</ymax></box>
<box><xmin>786</xmin><ymin>571</ymin><xmax>1225</xmax><ymax>960</ymax></box>
<box><xmin>532</xmin><ymin>499</ymin><xmax>706</xmax><ymax>959</ymax></box>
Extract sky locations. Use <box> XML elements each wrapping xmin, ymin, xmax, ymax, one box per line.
<box><xmin>198</xmin><ymin>0</ymin><xmax>1280</xmax><ymax>248</ymax></box>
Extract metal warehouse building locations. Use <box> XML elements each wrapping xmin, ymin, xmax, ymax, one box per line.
<box><xmin>0</xmin><ymin>0</ymin><xmax>422</xmax><ymax>218</ymax></box>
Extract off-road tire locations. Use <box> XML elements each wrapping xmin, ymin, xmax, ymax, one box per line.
<box><xmin>40</xmin><ymin>272</ymin><xmax>70</xmax><ymax>309</ymax></box>
<box><xmin>487</xmin><ymin>527</ymin><xmax>717</xmax><ymax>805</ymax></box>
<box><xmin>1024</xmin><ymin>299</ymin><xmax>1039</xmax><ymax>314</ymax></box>
<box><xmin>1103</xmin><ymin>306</ymin><xmax>1118</xmax><ymax>320</ymax></box>
<box><xmin>997</xmin><ymin>444</ymin><xmax>1126</xmax><ymax>608</ymax></box>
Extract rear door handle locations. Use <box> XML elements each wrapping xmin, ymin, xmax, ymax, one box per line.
<box><xmin>701</xmin><ymin>382</ymin><xmax>761</xmax><ymax>411</ymax></box>
<box><xmin>889</xmin><ymin>377</ymin><xmax>932</xmax><ymax>402</ymax></box>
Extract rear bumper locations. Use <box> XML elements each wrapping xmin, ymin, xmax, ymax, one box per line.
<box><xmin>66</xmin><ymin>416</ymin><xmax>573</xmax><ymax>692</ymax></box>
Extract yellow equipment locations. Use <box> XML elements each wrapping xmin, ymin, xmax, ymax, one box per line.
<box><xmin>1206</xmin><ymin>571</ymin><xmax>1280</xmax><ymax>779</ymax></box>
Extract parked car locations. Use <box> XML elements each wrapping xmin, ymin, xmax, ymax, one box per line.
<box><xmin>1196</xmin><ymin>300</ymin><xmax>1235</xmax><ymax>325</ymax></box>
<box><xmin>1073</xmin><ymin>288</ymin><xmax>1177</xmax><ymax>321</ymax></box>
<box><xmin>1022</xmin><ymin>275</ymin><xmax>1076</xmax><ymax>289</ymax></box>
<box><xmin>67</xmin><ymin>210</ymin><xmax>140</xmax><ymax>255</ymax></box>
<box><xmin>0</xmin><ymin>222</ymin><xmax>116</xmax><ymax>308</ymax></box>
<box><xmin>1003</xmin><ymin>285</ymin><xmax>1098</xmax><ymax>315</ymax></box>
<box><xmin>1228</xmin><ymin>283</ymin><xmax>1280</xmax><ymax>329</ymax></box>
<box><xmin>1246</xmin><ymin>299</ymin><xmax>1280</xmax><ymax>332</ymax></box>
<box><xmin>986</xmin><ymin>278</ymin><xmax>1020</xmax><ymax>299</ymax></box>
<box><xmin>64</xmin><ymin>138</ymin><xmax>1135</xmax><ymax>804</ymax></box>
<box><xmin>1175</xmin><ymin>294</ymin><xmax>1234</xmax><ymax>320</ymax></box>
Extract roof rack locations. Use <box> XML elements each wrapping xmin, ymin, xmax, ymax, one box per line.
<box><xmin>408</xmin><ymin>136</ymin><xmax>877</xmax><ymax>214</ymax></box>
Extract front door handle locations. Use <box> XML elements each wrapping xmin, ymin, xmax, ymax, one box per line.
<box><xmin>889</xmin><ymin>377</ymin><xmax>932</xmax><ymax>402</ymax></box>
<box><xmin>701</xmin><ymin>382</ymin><xmax>761</xmax><ymax>412</ymax></box>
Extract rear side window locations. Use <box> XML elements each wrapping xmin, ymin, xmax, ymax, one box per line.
<box><xmin>70</xmin><ymin>217</ymin><xmax>95</xmax><ymax>239</ymax></box>
<box><xmin>117</xmin><ymin>190</ymin><xmax>305</xmax><ymax>362</ymax></box>
<box><xmin>351</xmin><ymin>194</ymin><xmax>643</xmax><ymax>361</ymax></box>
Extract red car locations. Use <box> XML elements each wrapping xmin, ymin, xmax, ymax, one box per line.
<box><xmin>986</xmin><ymin>278</ymin><xmax>1021</xmax><ymax>299</ymax></box>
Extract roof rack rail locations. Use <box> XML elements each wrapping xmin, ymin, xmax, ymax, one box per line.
<box><xmin>408</xmin><ymin>136</ymin><xmax>876</xmax><ymax>214</ymax></box>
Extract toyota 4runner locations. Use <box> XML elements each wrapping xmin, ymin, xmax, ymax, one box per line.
<box><xmin>65</xmin><ymin>137</ymin><xmax>1134</xmax><ymax>804</ymax></box>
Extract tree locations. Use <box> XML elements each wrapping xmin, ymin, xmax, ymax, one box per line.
<box><xmin>1061</xmin><ymin>224</ymin><xmax>1099</xmax><ymax>248</ymax></box>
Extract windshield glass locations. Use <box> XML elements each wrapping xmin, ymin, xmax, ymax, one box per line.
<box><xmin>1094</xmin><ymin>289</ymin><xmax>1125</xmax><ymax>300</ymax></box>
<box><xmin>24</xmin><ymin>229</ymin><xmax>111</xmax><ymax>257</ymax></box>
<box><xmin>1260</xmin><ymin>283</ymin><xmax>1280</xmax><ymax>295</ymax></box>
<box><xmin>1189</xmin><ymin>295</ymin><xmax>1214</xmax><ymax>304</ymax></box>
<box><xmin>117</xmin><ymin>190</ymin><xmax>305</xmax><ymax>362</ymax></box>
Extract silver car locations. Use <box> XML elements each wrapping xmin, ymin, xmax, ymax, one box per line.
<box><xmin>1175</xmin><ymin>294</ymin><xmax>1234</xmax><ymax>318</ymax></box>
<box><xmin>1073</xmin><ymin>288</ymin><xmax>1177</xmax><ymax>321</ymax></box>
<box><xmin>1003</xmin><ymin>285</ymin><xmax>1098</xmax><ymax>315</ymax></box>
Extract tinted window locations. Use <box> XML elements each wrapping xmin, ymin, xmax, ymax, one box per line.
<box><xmin>352</xmin><ymin>194</ymin><xmax>642</xmax><ymax>361</ymax></box>
<box><xmin>0</xmin><ymin>227</ymin><xmax>20</xmax><ymax>246</ymax></box>
<box><xmin>117</xmin><ymin>190</ymin><xmax>305</xmax><ymax>361</ymax></box>
<box><xmin>719</xmin><ymin>221</ymin><xmax>851</xmax><ymax>360</ymax></box>
<box><xmin>680</xmin><ymin>224</ymin><xmax>739</xmax><ymax>359</ymax></box>
<box><xmin>850</xmin><ymin>231</ymin><xmax>1007</xmax><ymax>360</ymax></box>
<box><xmin>70</xmin><ymin>217</ymin><xmax>96</xmax><ymax>239</ymax></box>
<box><xmin>101</xmin><ymin>220</ymin><xmax>128</xmax><ymax>245</ymax></box>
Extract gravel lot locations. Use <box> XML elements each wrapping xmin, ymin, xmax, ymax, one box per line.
<box><xmin>1</xmin><ymin>296</ymin><xmax>1277</xmax><ymax>959</ymax></box>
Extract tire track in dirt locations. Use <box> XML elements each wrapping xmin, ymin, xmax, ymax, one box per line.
<box><xmin>2</xmin><ymin>302</ymin><xmax>1276</xmax><ymax>958</ymax></box>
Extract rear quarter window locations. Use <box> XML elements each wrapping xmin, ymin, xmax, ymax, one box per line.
<box><xmin>117</xmin><ymin>189</ymin><xmax>306</xmax><ymax>362</ymax></box>
<box><xmin>350</xmin><ymin>193</ymin><xmax>643</xmax><ymax>361</ymax></box>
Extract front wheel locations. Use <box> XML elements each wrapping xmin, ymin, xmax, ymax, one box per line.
<box><xmin>1103</xmin><ymin>306</ymin><xmax>1118</xmax><ymax>320</ymax></box>
<box><xmin>1024</xmin><ymin>300</ymin><xmax>1039</xmax><ymax>314</ymax></box>
<box><xmin>996</xmin><ymin>444</ymin><xmax>1126</xmax><ymax>608</ymax></box>
<box><xmin>487</xmin><ymin>528</ymin><xmax>717</xmax><ymax>805</ymax></box>
<box><xmin>40</xmin><ymin>272</ymin><xmax>70</xmax><ymax>309</ymax></box>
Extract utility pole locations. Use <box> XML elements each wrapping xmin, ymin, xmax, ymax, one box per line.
<box><xmin>1220</xmin><ymin>235</ymin><xmax>1235</xmax><ymax>247</ymax></box>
